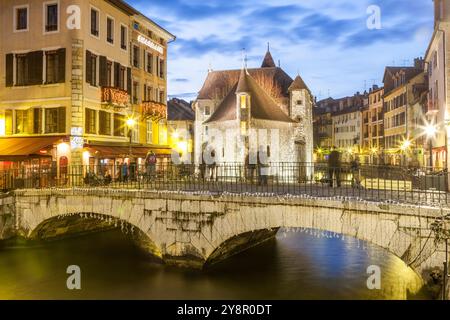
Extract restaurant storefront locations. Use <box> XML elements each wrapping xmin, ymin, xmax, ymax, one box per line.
<box><xmin>0</xmin><ymin>136</ymin><xmax>69</xmax><ymax>189</ymax></box>
<box><xmin>82</xmin><ymin>142</ymin><xmax>172</xmax><ymax>180</ymax></box>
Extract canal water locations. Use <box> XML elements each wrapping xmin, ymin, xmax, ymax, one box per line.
<box><xmin>0</xmin><ymin>229</ymin><xmax>427</xmax><ymax>300</ymax></box>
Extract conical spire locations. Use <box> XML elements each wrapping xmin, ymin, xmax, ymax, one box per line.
<box><xmin>236</xmin><ymin>67</ymin><xmax>250</xmax><ymax>93</ymax></box>
<box><xmin>288</xmin><ymin>75</ymin><xmax>309</xmax><ymax>92</ymax></box>
<box><xmin>261</xmin><ymin>43</ymin><xmax>276</xmax><ymax>68</ymax></box>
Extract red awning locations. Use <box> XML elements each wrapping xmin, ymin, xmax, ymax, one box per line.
<box><xmin>0</xmin><ymin>136</ymin><xmax>63</xmax><ymax>160</ymax></box>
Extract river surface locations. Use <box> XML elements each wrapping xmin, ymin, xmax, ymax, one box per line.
<box><xmin>0</xmin><ymin>229</ymin><xmax>427</xmax><ymax>300</ymax></box>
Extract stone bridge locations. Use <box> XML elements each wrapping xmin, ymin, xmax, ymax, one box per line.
<box><xmin>1</xmin><ymin>188</ymin><xmax>449</xmax><ymax>283</ymax></box>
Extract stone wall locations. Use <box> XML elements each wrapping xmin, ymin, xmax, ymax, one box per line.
<box><xmin>0</xmin><ymin>193</ymin><xmax>15</xmax><ymax>240</ymax></box>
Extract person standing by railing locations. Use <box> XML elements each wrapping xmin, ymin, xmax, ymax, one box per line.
<box><xmin>208</xmin><ymin>148</ymin><xmax>217</xmax><ymax>182</ymax></box>
<box><xmin>245</xmin><ymin>152</ymin><xmax>257</xmax><ymax>184</ymax></box>
<box><xmin>145</xmin><ymin>151</ymin><xmax>157</xmax><ymax>181</ymax></box>
<box><xmin>257</xmin><ymin>147</ymin><xmax>269</xmax><ymax>186</ymax></box>
<box><xmin>350</xmin><ymin>156</ymin><xmax>361</xmax><ymax>188</ymax></box>
<box><xmin>328</xmin><ymin>146</ymin><xmax>342</xmax><ymax>187</ymax></box>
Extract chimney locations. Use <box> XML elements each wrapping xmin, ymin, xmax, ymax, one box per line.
<box><xmin>414</xmin><ymin>57</ymin><xmax>424</xmax><ymax>70</ymax></box>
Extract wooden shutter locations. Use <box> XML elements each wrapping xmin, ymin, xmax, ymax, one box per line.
<box><xmin>33</xmin><ymin>108</ymin><xmax>42</xmax><ymax>134</ymax></box>
<box><xmin>58</xmin><ymin>107</ymin><xmax>66</xmax><ymax>133</ymax></box>
<box><xmin>99</xmin><ymin>56</ymin><xmax>107</xmax><ymax>87</ymax></box>
<box><xmin>86</xmin><ymin>50</ymin><xmax>92</xmax><ymax>84</ymax></box>
<box><xmin>114</xmin><ymin>62</ymin><xmax>120</xmax><ymax>88</ymax></box>
<box><xmin>127</xmin><ymin>67</ymin><xmax>132</xmax><ymax>94</ymax></box>
<box><xmin>5</xmin><ymin>110</ymin><xmax>13</xmax><ymax>135</ymax></box>
<box><xmin>27</xmin><ymin>51</ymin><xmax>43</xmax><ymax>85</ymax></box>
<box><xmin>57</xmin><ymin>48</ymin><xmax>66</xmax><ymax>83</ymax></box>
<box><xmin>5</xmin><ymin>54</ymin><xmax>14</xmax><ymax>87</ymax></box>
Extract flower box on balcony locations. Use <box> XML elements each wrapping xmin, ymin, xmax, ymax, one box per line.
<box><xmin>142</xmin><ymin>101</ymin><xmax>167</xmax><ymax>120</ymax></box>
<box><xmin>101</xmin><ymin>87</ymin><xmax>130</xmax><ymax>108</ymax></box>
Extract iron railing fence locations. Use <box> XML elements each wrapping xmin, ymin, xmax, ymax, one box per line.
<box><xmin>1</xmin><ymin>163</ymin><xmax>448</xmax><ymax>206</ymax></box>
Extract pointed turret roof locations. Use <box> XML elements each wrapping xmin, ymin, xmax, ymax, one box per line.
<box><xmin>261</xmin><ymin>46</ymin><xmax>276</xmax><ymax>68</ymax></box>
<box><xmin>288</xmin><ymin>75</ymin><xmax>310</xmax><ymax>93</ymax></box>
<box><xmin>205</xmin><ymin>71</ymin><xmax>295</xmax><ymax>124</ymax></box>
<box><xmin>236</xmin><ymin>68</ymin><xmax>250</xmax><ymax>93</ymax></box>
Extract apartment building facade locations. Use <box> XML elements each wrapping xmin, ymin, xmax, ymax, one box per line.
<box><xmin>425</xmin><ymin>0</ymin><xmax>450</xmax><ymax>170</ymax></box>
<box><xmin>0</xmin><ymin>0</ymin><xmax>175</xmax><ymax>177</ymax></box>
<box><xmin>382</xmin><ymin>62</ymin><xmax>423</xmax><ymax>165</ymax></box>
<box><xmin>361</xmin><ymin>86</ymin><xmax>384</xmax><ymax>164</ymax></box>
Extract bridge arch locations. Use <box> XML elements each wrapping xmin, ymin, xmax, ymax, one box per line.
<box><xmin>28</xmin><ymin>212</ymin><xmax>162</xmax><ymax>260</ymax></box>
<box><xmin>201</xmin><ymin>200</ymin><xmax>439</xmax><ymax>278</ymax></box>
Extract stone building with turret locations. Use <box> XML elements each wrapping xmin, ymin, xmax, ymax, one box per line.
<box><xmin>193</xmin><ymin>48</ymin><xmax>313</xmax><ymax>168</ymax></box>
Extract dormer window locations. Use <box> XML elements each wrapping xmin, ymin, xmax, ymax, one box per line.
<box><xmin>240</xmin><ymin>95</ymin><xmax>247</xmax><ymax>109</ymax></box>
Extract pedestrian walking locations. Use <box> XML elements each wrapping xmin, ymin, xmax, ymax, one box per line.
<box><xmin>328</xmin><ymin>146</ymin><xmax>341</xmax><ymax>187</ymax></box>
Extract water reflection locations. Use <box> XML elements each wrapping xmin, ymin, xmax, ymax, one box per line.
<box><xmin>0</xmin><ymin>228</ymin><xmax>426</xmax><ymax>300</ymax></box>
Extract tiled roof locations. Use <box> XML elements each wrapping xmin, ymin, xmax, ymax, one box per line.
<box><xmin>167</xmin><ymin>98</ymin><xmax>195</xmax><ymax>121</ymax></box>
<box><xmin>261</xmin><ymin>50</ymin><xmax>276</xmax><ymax>68</ymax></box>
<box><xmin>205</xmin><ymin>70</ymin><xmax>295</xmax><ymax>124</ymax></box>
<box><xmin>288</xmin><ymin>75</ymin><xmax>310</xmax><ymax>93</ymax></box>
<box><xmin>197</xmin><ymin>67</ymin><xmax>293</xmax><ymax>100</ymax></box>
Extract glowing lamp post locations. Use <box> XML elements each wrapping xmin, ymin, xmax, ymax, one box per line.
<box><xmin>126</xmin><ymin>117</ymin><xmax>137</xmax><ymax>158</ymax></box>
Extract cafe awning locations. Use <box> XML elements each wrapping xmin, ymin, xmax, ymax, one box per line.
<box><xmin>85</xmin><ymin>143</ymin><xmax>172</xmax><ymax>159</ymax></box>
<box><xmin>0</xmin><ymin>136</ymin><xmax>63</xmax><ymax>161</ymax></box>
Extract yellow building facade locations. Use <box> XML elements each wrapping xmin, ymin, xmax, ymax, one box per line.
<box><xmin>0</xmin><ymin>0</ymin><xmax>175</xmax><ymax>177</ymax></box>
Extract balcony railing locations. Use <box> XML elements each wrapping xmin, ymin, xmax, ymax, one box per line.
<box><xmin>101</xmin><ymin>87</ymin><xmax>130</xmax><ymax>107</ymax></box>
<box><xmin>142</xmin><ymin>101</ymin><xmax>167</xmax><ymax>120</ymax></box>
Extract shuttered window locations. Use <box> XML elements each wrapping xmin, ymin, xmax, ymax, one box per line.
<box><xmin>146</xmin><ymin>52</ymin><xmax>153</xmax><ymax>74</ymax></box>
<box><xmin>107</xmin><ymin>61</ymin><xmax>112</xmax><ymax>87</ymax></box>
<box><xmin>119</xmin><ymin>66</ymin><xmax>126</xmax><ymax>90</ymax></box>
<box><xmin>33</xmin><ymin>108</ymin><xmax>42</xmax><ymax>134</ymax></box>
<box><xmin>5</xmin><ymin>110</ymin><xmax>13</xmax><ymax>136</ymax></box>
<box><xmin>114</xmin><ymin>114</ymin><xmax>125</xmax><ymax>137</ymax></box>
<box><xmin>45</xmin><ymin>51</ymin><xmax>59</xmax><ymax>84</ymax></box>
<box><xmin>133</xmin><ymin>45</ymin><xmax>140</xmax><ymax>68</ymax></box>
<box><xmin>85</xmin><ymin>108</ymin><xmax>97</xmax><ymax>134</ymax></box>
<box><xmin>15</xmin><ymin>110</ymin><xmax>29</xmax><ymax>134</ymax></box>
<box><xmin>159</xmin><ymin>59</ymin><xmax>165</xmax><ymax>79</ymax></box>
<box><xmin>16</xmin><ymin>54</ymin><xmax>28</xmax><ymax>86</ymax></box>
<box><xmin>86</xmin><ymin>51</ymin><xmax>97</xmax><ymax>86</ymax></box>
<box><xmin>99</xmin><ymin>111</ymin><xmax>111</xmax><ymax>135</ymax></box>
<box><xmin>45</xmin><ymin>107</ymin><xmax>66</xmax><ymax>134</ymax></box>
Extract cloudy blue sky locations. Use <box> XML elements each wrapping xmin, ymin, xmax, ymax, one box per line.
<box><xmin>129</xmin><ymin>0</ymin><xmax>434</xmax><ymax>101</ymax></box>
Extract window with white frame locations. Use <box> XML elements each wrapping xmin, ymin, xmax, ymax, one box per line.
<box><xmin>44</xmin><ymin>2</ymin><xmax>59</xmax><ymax>33</ymax></box>
<box><xmin>91</xmin><ymin>7</ymin><xmax>99</xmax><ymax>37</ymax></box>
<box><xmin>14</xmin><ymin>6</ymin><xmax>29</xmax><ymax>32</ymax></box>
<box><xmin>107</xmin><ymin>17</ymin><xmax>114</xmax><ymax>44</ymax></box>
<box><xmin>120</xmin><ymin>25</ymin><xmax>128</xmax><ymax>50</ymax></box>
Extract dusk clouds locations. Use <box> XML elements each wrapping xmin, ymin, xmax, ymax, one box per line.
<box><xmin>129</xmin><ymin>0</ymin><xmax>433</xmax><ymax>101</ymax></box>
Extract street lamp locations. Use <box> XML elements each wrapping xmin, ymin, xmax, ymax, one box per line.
<box><xmin>425</xmin><ymin>123</ymin><xmax>438</xmax><ymax>168</ymax></box>
<box><xmin>126</xmin><ymin>117</ymin><xmax>137</xmax><ymax>158</ymax></box>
